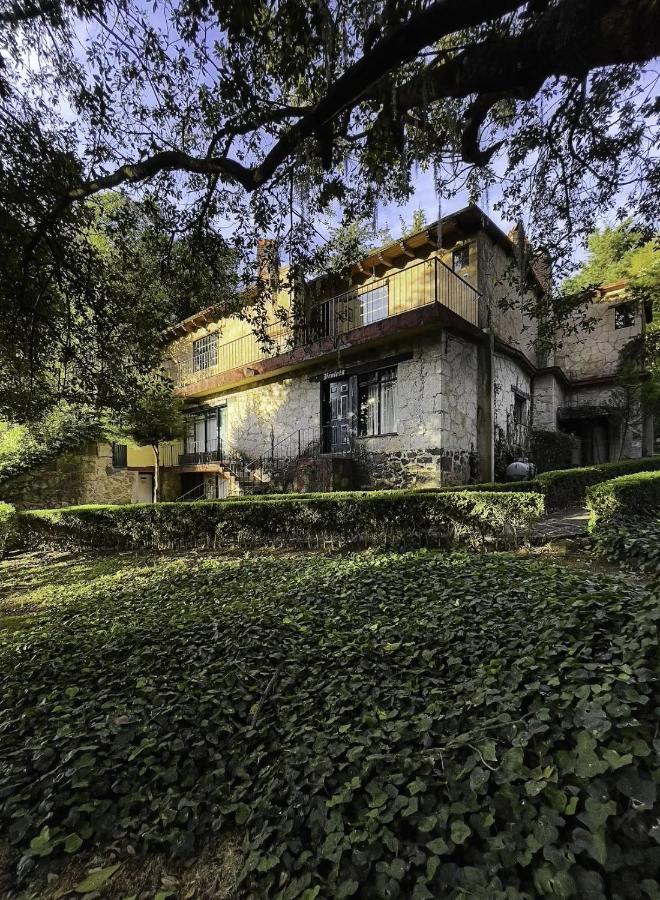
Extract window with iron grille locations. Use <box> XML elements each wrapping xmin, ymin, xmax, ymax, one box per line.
<box><xmin>359</xmin><ymin>283</ymin><xmax>389</xmax><ymax>325</ymax></box>
<box><xmin>192</xmin><ymin>333</ymin><xmax>218</xmax><ymax>371</ymax></box>
<box><xmin>614</xmin><ymin>302</ymin><xmax>635</xmax><ymax>329</ymax></box>
<box><xmin>452</xmin><ymin>246</ymin><xmax>470</xmax><ymax>273</ymax></box>
<box><xmin>112</xmin><ymin>443</ymin><xmax>127</xmax><ymax>468</ymax></box>
<box><xmin>358</xmin><ymin>367</ymin><xmax>397</xmax><ymax>436</ymax></box>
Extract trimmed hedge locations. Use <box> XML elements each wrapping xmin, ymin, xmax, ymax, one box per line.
<box><xmin>587</xmin><ymin>470</ymin><xmax>660</xmax><ymax>529</ymax></box>
<box><xmin>591</xmin><ymin>520</ymin><xmax>660</xmax><ymax>574</ymax></box>
<box><xmin>17</xmin><ymin>490</ymin><xmax>544</xmax><ymax>552</ymax></box>
<box><xmin>529</xmin><ymin>427</ymin><xmax>580</xmax><ymax>473</ymax></box>
<box><xmin>0</xmin><ymin>501</ymin><xmax>15</xmax><ymax>554</ymax></box>
<box><xmin>439</xmin><ymin>456</ymin><xmax>660</xmax><ymax>509</ymax></box>
<box><xmin>227</xmin><ymin>456</ymin><xmax>660</xmax><ymax>511</ymax></box>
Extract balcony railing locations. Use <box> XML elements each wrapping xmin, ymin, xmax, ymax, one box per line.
<box><xmin>171</xmin><ymin>256</ymin><xmax>480</xmax><ymax>388</ymax></box>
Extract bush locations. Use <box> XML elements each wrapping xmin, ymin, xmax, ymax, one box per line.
<box><xmin>592</xmin><ymin>520</ymin><xmax>660</xmax><ymax>573</ymax></box>
<box><xmin>587</xmin><ymin>469</ymin><xmax>660</xmax><ymax>528</ymax></box>
<box><xmin>529</xmin><ymin>427</ymin><xmax>580</xmax><ymax>473</ymax></box>
<box><xmin>0</xmin><ymin>501</ymin><xmax>15</xmax><ymax>554</ymax></box>
<box><xmin>16</xmin><ymin>490</ymin><xmax>544</xmax><ymax>552</ymax></box>
<box><xmin>534</xmin><ymin>455</ymin><xmax>660</xmax><ymax>509</ymax></box>
<box><xmin>0</xmin><ymin>406</ymin><xmax>102</xmax><ymax>484</ymax></box>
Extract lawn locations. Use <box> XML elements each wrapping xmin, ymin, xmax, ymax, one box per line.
<box><xmin>0</xmin><ymin>548</ymin><xmax>658</xmax><ymax>898</ymax></box>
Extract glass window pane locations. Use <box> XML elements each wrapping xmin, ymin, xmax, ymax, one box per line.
<box><xmin>381</xmin><ymin>377</ymin><xmax>397</xmax><ymax>433</ymax></box>
<box><xmin>360</xmin><ymin>284</ymin><xmax>388</xmax><ymax>325</ymax></box>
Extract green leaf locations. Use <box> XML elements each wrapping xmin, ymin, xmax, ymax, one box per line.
<box><xmin>450</xmin><ymin>821</ymin><xmax>472</xmax><ymax>845</ymax></box>
<box><xmin>63</xmin><ymin>833</ymin><xmax>83</xmax><ymax>854</ymax></box>
<box><xmin>426</xmin><ymin>837</ymin><xmax>449</xmax><ymax>855</ymax></box>
<box><xmin>234</xmin><ymin>803</ymin><xmax>251</xmax><ymax>825</ymax></box>
<box><xmin>73</xmin><ymin>864</ymin><xmax>122</xmax><ymax>893</ymax></box>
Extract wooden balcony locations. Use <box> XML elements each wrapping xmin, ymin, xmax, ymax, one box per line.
<box><xmin>170</xmin><ymin>256</ymin><xmax>480</xmax><ymax>391</ymax></box>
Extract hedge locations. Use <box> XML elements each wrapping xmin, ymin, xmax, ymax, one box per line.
<box><xmin>587</xmin><ymin>470</ymin><xmax>660</xmax><ymax>529</ymax></box>
<box><xmin>225</xmin><ymin>456</ymin><xmax>660</xmax><ymax>511</ymax></box>
<box><xmin>591</xmin><ymin>520</ymin><xmax>660</xmax><ymax>574</ymax></box>
<box><xmin>16</xmin><ymin>490</ymin><xmax>544</xmax><ymax>552</ymax></box>
<box><xmin>458</xmin><ymin>455</ymin><xmax>660</xmax><ymax>510</ymax></box>
<box><xmin>0</xmin><ymin>501</ymin><xmax>15</xmax><ymax>554</ymax></box>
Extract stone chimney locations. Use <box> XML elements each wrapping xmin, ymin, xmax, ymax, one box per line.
<box><xmin>256</xmin><ymin>238</ymin><xmax>279</xmax><ymax>287</ymax></box>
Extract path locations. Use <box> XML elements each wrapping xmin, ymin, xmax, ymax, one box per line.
<box><xmin>533</xmin><ymin>506</ymin><xmax>590</xmax><ymax>543</ymax></box>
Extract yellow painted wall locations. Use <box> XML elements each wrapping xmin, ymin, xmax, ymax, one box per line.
<box><xmin>126</xmin><ymin>443</ymin><xmax>155</xmax><ymax>467</ymax></box>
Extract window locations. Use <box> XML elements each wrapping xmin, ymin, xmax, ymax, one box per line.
<box><xmin>358</xmin><ymin>367</ymin><xmax>397</xmax><ymax>436</ymax></box>
<box><xmin>359</xmin><ymin>283</ymin><xmax>389</xmax><ymax>325</ymax></box>
<box><xmin>192</xmin><ymin>333</ymin><xmax>218</xmax><ymax>372</ymax></box>
<box><xmin>614</xmin><ymin>302</ymin><xmax>635</xmax><ymax>329</ymax></box>
<box><xmin>452</xmin><ymin>246</ymin><xmax>470</xmax><ymax>273</ymax></box>
<box><xmin>184</xmin><ymin>407</ymin><xmax>224</xmax><ymax>455</ymax></box>
<box><xmin>513</xmin><ymin>394</ymin><xmax>527</xmax><ymax>425</ymax></box>
<box><xmin>111</xmin><ymin>443</ymin><xmax>127</xmax><ymax>468</ymax></box>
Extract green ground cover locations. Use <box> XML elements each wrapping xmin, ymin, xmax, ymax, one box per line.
<box><xmin>0</xmin><ymin>549</ymin><xmax>658</xmax><ymax>899</ymax></box>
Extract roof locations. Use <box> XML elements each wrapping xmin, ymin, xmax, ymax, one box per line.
<box><xmin>162</xmin><ymin>203</ymin><xmax>543</xmax><ymax>340</ymax></box>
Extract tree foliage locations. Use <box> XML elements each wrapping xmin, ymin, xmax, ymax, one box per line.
<box><xmin>563</xmin><ymin>223</ymin><xmax>660</xmax><ymax>294</ymax></box>
<box><xmin>1</xmin><ymin>0</ymin><xmax>659</xmax><ymax>420</ymax></box>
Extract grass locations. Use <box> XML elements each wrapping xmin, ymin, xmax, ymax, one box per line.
<box><xmin>0</xmin><ymin>548</ymin><xmax>658</xmax><ymax>898</ymax></box>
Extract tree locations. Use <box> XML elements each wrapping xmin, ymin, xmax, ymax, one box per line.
<box><xmin>1</xmin><ymin>0</ymin><xmax>659</xmax><ymax>421</ymax></box>
<box><xmin>563</xmin><ymin>223</ymin><xmax>660</xmax><ymax>294</ymax></box>
<box><xmin>121</xmin><ymin>378</ymin><xmax>185</xmax><ymax>502</ymax></box>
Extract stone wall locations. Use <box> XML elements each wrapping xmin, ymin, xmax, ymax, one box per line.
<box><xmin>476</xmin><ymin>233</ymin><xmax>540</xmax><ymax>367</ymax></box>
<box><xmin>359</xmin><ymin>446</ymin><xmax>476</xmax><ymax>489</ymax></box>
<box><xmin>553</xmin><ymin>299</ymin><xmax>643</xmax><ymax>381</ymax></box>
<box><xmin>532</xmin><ymin>373</ymin><xmax>566</xmax><ymax>430</ymax></box>
<box><xmin>193</xmin><ymin>331</ymin><xmax>480</xmax><ymax>490</ymax></box>
<box><xmin>493</xmin><ymin>354</ymin><xmax>532</xmax><ymax>436</ymax></box>
<box><xmin>0</xmin><ymin>443</ymin><xmax>142</xmax><ymax>510</ymax></box>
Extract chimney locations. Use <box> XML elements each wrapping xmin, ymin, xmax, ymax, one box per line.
<box><xmin>256</xmin><ymin>238</ymin><xmax>279</xmax><ymax>288</ymax></box>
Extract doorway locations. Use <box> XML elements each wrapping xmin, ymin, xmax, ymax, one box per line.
<box><xmin>322</xmin><ymin>379</ymin><xmax>353</xmax><ymax>453</ymax></box>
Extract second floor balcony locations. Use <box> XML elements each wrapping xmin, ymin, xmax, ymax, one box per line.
<box><xmin>170</xmin><ymin>255</ymin><xmax>480</xmax><ymax>390</ymax></box>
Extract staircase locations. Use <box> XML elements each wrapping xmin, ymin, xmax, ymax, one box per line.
<box><xmin>174</xmin><ymin>426</ymin><xmax>352</xmax><ymax>501</ymax></box>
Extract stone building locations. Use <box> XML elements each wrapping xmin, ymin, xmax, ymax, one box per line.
<box><xmin>5</xmin><ymin>204</ymin><xmax>651</xmax><ymax>509</ymax></box>
<box><xmin>153</xmin><ymin>204</ymin><xmax>654</xmax><ymax>500</ymax></box>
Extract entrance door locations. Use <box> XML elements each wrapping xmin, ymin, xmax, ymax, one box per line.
<box><xmin>324</xmin><ymin>379</ymin><xmax>353</xmax><ymax>453</ymax></box>
<box><xmin>132</xmin><ymin>472</ymin><xmax>154</xmax><ymax>504</ymax></box>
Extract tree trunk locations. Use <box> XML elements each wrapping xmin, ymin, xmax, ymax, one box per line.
<box><xmin>153</xmin><ymin>444</ymin><xmax>160</xmax><ymax>503</ymax></box>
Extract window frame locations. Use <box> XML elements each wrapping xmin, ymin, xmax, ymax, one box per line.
<box><xmin>357</xmin><ymin>366</ymin><xmax>398</xmax><ymax>437</ymax></box>
<box><xmin>614</xmin><ymin>302</ymin><xmax>635</xmax><ymax>330</ymax></box>
<box><xmin>452</xmin><ymin>245</ymin><xmax>470</xmax><ymax>273</ymax></box>
<box><xmin>192</xmin><ymin>333</ymin><xmax>219</xmax><ymax>372</ymax></box>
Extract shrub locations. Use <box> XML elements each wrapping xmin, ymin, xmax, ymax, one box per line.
<box><xmin>592</xmin><ymin>520</ymin><xmax>660</xmax><ymax>573</ymax></box>
<box><xmin>0</xmin><ymin>501</ymin><xmax>15</xmax><ymax>554</ymax></box>
<box><xmin>587</xmin><ymin>469</ymin><xmax>660</xmax><ymax>528</ymax></box>
<box><xmin>0</xmin><ymin>406</ymin><xmax>102</xmax><ymax>484</ymax></box>
<box><xmin>529</xmin><ymin>427</ymin><xmax>580</xmax><ymax>473</ymax></box>
<box><xmin>534</xmin><ymin>455</ymin><xmax>660</xmax><ymax>509</ymax></box>
<box><xmin>16</xmin><ymin>490</ymin><xmax>544</xmax><ymax>552</ymax></box>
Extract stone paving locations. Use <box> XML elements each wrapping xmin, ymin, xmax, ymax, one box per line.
<box><xmin>533</xmin><ymin>506</ymin><xmax>590</xmax><ymax>543</ymax></box>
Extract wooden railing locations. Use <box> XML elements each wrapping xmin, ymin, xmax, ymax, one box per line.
<box><xmin>171</xmin><ymin>256</ymin><xmax>480</xmax><ymax>388</ymax></box>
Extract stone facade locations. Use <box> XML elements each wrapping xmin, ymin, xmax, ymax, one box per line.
<box><xmin>552</xmin><ymin>296</ymin><xmax>643</xmax><ymax>381</ymax></box>
<box><xmin>359</xmin><ymin>446</ymin><xmax>476</xmax><ymax>489</ymax></box>
<box><xmin>186</xmin><ymin>331</ymin><xmax>480</xmax><ymax>490</ymax></box>
<box><xmin>493</xmin><ymin>354</ymin><xmax>532</xmax><ymax>437</ymax></box>
<box><xmin>0</xmin><ymin>443</ymin><xmax>145</xmax><ymax>510</ymax></box>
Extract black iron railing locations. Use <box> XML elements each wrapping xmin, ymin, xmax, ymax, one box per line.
<box><xmin>173</xmin><ymin>425</ymin><xmax>354</xmax><ymax>499</ymax></box>
<box><xmin>173</xmin><ymin>256</ymin><xmax>480</xmax><ymax>387</ymax></box>
<box><xmin>112</xmin><ymin>443</ymin><xmax>128</xmax><ymax>468</ymax></box>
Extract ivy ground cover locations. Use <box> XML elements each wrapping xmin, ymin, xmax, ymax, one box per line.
<box><xmin>0</xmin><ymin>549</ymin><xmax>659</xmax><ymax>898</ymax></box>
